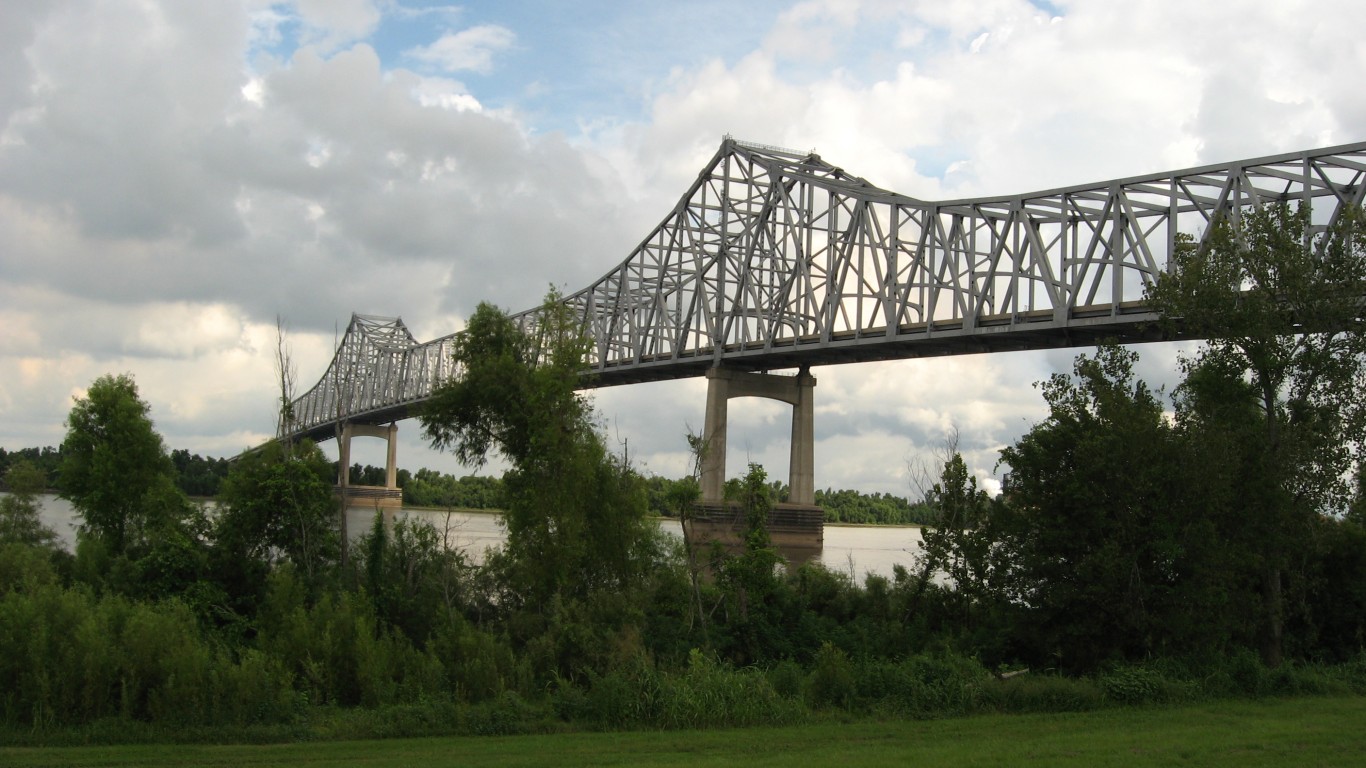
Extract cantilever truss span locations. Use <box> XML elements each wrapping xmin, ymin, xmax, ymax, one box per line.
<box><xmin>285</xmin><ymin>137</ymin><xmax>1366</xmax><ymax>443</ymax></box>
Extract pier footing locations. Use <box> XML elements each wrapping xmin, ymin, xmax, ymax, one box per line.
<box><xmin>683</xmin><ymin>501</ymin><xmax>823</xmax><ymax>566</ymax></box>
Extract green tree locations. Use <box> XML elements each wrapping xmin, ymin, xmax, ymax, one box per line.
<box><xmin>714</xmin><ymin>463</ymin><xmax>786</xmax><ymax>664</ymax></box>
<box><xmin>994</xmin><ymin>345</ymin><xmax>1224</xmax><ymax>672</ymax></box>
<box><xmin>420</xmin><ymin>293</ymin><xmax>658</xmax><ymax>607</ymax></box>
<box><xmin>356</xmin><ymin>511</ymin><xmax>472</xmax><ymax>646</ymax></box>
<box><xmin>911</xmin><ymin>450</ymin><xmax>993</xmax><ymax>620</ymax></box>
<box><xmin>1148</xmin><ymin>202</ymin><xmax>1366</xmax><ymax>666</ymax></box>
<box><xmin>0</xmin><ymin>460</ymin><xmax>59</xmax><ymax>548</ymax></box>
<box><xmin>58</xmin><ymin>374</ymin><xmax>180</xmax><ymax>554</ymax></box>
<box><xmin>216</xmin><ymin>439</ymin><xmax>339</xmax><ymax>585</ymax></box>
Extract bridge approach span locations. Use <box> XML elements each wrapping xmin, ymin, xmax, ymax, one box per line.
<box><xmin>285</xmin><ymin>138</ymin><xmax>1366</xmax><ymax>445</ymax></box>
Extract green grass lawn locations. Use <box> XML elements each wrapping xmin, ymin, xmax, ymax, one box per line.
<box><xmin>5</xmin><ymin>696</ymin><xmax>1363</xmax><ymax>768</ymax></box>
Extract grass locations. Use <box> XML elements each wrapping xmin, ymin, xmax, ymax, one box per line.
<box><xmin>4</xmin><ymin>695</ymin><xmax>1363</xmax><ymax>768</ymax></box>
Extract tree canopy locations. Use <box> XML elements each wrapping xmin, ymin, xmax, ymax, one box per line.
<box><xmin>217</xmin><ymin>438</ymin><xmax>339</xmax><ymax>583</ymax></box>
<box><xmin>58</xmin><ymin>373</ymin><xmax>183</xmax><ymax>553</ymax></box>
<box><xmin>1147</xmin><ymin>202</ymin><xmax>1366</xmax><ymax>665</ymax></box>
<box><xmin>421</xmin><ymin>294</ymin><xmax>658</xmax><ymax>612</ymax></box>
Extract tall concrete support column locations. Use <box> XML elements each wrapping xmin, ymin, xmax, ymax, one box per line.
<box><xmin>385</xmin><ymin>423</ymin><xmax>399</xmax><ymax>488</ymax></box>
<box><xmin>699</xmin><ymin>366</ymin><xmax>817</xmax><ymax>505</ymax></box>
<box><xmin>700</xmin><ymin>369</ymin><xmax>731</xmax><ymax>504</ymax></box>
<box><xmin>788</xmin><ymin>367</ymin><xmax>816</xmax><ymax>506</ymax></box>
<box><xmin>338</xmin><ymin>423</ymin><xmax>353</xmax><ymax>486</ymax></box>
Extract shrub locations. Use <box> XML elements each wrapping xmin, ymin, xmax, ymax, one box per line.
<box><xmin>464</xmin><ymin>691</ymin><xmax>543</xmax><ymax>736</ymax></box>
<box><xmin>657</xmin><ymin>649</ymin><xmax>802</xmax><ymax>729</ymax></box>
<box><xmin>849</xmin><ymin>653</ymin><xmax>987</xmax><ymax>716</ymax></box>
<box><xmin>767</xmin><ymin>660</ymin><xmax>805</xmax><ymax>699</ymax></box>
<box><xmin>1267</xmin><ymin>663</ymin><xmax>1354</xmax><ymax>697</ymax></box>
<box><xmin>582</xmin><ymin>659</ymin><xmax>664</xmax><ymax>727</ymax></box>
<box><xmin>1204</xmin><ymin>649</ymin><xmax>1271</xmax><ymax>698</ymax></box>
<box><xmin>1098</xmin><ymin>665</ymin><xmax>1166</xmax><ymax>705</ymax></box>
<box><xmin>986</xmin><ymin>673</ymin><xmax>1104</xmax><ymax>713</ymax></box>
<box><xmin>807</xmin><ymin>642</ymin><xmax>856</xmax><ymax>710</ymax></box>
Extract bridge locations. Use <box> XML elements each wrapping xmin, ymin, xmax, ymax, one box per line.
<box><xmin>285</xmin><ymin>137</ymin><xmax>1366</xmax><ymax>527</ymax></box>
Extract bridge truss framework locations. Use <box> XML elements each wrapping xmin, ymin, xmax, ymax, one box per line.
<box><xmin>286</xmin><ymin>138</ymin><xmax>1366</xmax><ymax>444</ymax></box>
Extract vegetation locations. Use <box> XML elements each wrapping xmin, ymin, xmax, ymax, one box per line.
<box><xmin>216</xmin><ymin>439</ymin><xmax>339</xmax><ymax>587</ymax></box>
<box><xmin>816</xmin><ymin>488</ymin><xmax>934</xmax><ymax>525</ymax></box>
<box><xmin>2</xmin><ymin>445</ymin><xmax>232</xmax><ymax>499</ymax></box>
<box><xmin>400</xmin><ymin>469</ymin><xmax>503</xmax><ymax>509</ymax></box>
<box><xmin>992</xmin><ymin>346</ymin><xmax>1230</xmax><ymax>671</ymax></box>
<box><xmin>2</xmin><ymin>209</ymin><xmax>1365</xmax><ymax>745</ymax></box>
<box><xmin>1148</xmin><ymin>202</ymin><xmax>1366</xmax><ymax>666</ymax></box>
<box><xmin>0</xmin><ymin>461</ymin><xmax>58</xmax><ymax>548</ymax></box>
<box><xmin>0</xmin><ymin>446</ymin><xmax>63</xmax><ymax>489</ymax></box>
<box><xmin>645</xmin><ymin>475</ymin><xmax>931</xmax><ymax>524</ymax></box>
<box><xmin>420</xmin><ymin>292</ymin><xmax>662</xmax><ymax>679</ymax></box>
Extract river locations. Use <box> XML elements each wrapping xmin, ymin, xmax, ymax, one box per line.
<box><xmin>13</xmin><ymin>493</ymin><xmax>926</xmax><ymax>582</ymax></box>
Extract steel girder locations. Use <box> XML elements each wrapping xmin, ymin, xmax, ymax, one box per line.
<box><xmin>287</xmin><ymin>314</ymin><xmax>460</xmax><ymax>442</ymax></box>
<box><xmin>285</xmin><ymin>137</ymin><xmax>1366</xmax><ymax>442</ymax></box>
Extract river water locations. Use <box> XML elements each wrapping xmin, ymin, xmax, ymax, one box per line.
<box><xmin>15</xmin><ymin>494</ymin><xmax>926</xmax><ymax>582</ymax></box>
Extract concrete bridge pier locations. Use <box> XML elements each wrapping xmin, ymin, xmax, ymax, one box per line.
<box><xmin>690</xmin><ymin>366</ymin><xmax>823</xmax><ymax>563</ymax></box>
<box><xmin>336</xmin><ymin>422</ymin><xmax>404</xmax><ymax>519</ymax></box>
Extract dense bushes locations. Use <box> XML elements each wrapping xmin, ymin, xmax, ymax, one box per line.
<box><xmin>0</xmin><ymin>561</ymin><xmax>297</xmax><ymax>728</ymax></box>
<box><xmin>6</xmin><ymin>529</ymin><xmax>1365</xmax><ymax>741</ymax></box>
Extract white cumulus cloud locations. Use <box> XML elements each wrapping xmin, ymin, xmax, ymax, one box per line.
<box><xmin>406</xmin><ymin>25</ymin><xmax>516</xmax><ymax>74</ymax></box>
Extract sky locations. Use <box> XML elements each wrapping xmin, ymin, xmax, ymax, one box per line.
<box><xmin>2</xmin><ymin>0</ymin><xmax>1365</xmax><ymax>498</ymax></box>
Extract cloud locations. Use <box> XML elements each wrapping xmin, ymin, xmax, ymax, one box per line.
<box><xmin>290</xmin><ymin>0</ymin><xmax>382</xmax><ymax>52</ymax></box>
<box><xmin>406</xmin><ymin>25</ymin><xmax>516</xmax><ymax>74</ymax></box>
<box><xmin>2</xmin><ymin>0</ymin><xmax>1364</xmax><ymax>501</ymax></box>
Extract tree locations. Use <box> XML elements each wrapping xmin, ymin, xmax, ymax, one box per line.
<box><xmin>420</xmin><ymin>293</ymin><xmax>658</xmax><ymax>608</ymax></box>
<box><xmin>1148</xmin><ymin>202</ymin><xmax>1366</xmax><ymax>666</ymax></box>
<box><xmin>356</xmin><ymin>511</ymin><xmax>472</xmax><ymax>646</ymax></box>
<box><xmin>911</xmin><ymin>447</ymin><xmax>993</xmax><ymax>621</ymax></box>
<box><xmin>58</xmin><ymin>374</ymin><xmax>180</xmax><ymax>554</ymax></box>
<box><xmin>994</xmin><ymin>345</ymin><xmax>1224</xmax><ymax>672</ymax></box>
<box><xmin>714</xmin><ymin>463</ymin><xmax>786</xmax><ymax>664</ymax></box>
<box><xmin>216</xmin><ymin>439</ymin><xmax>339</xmax><ymax>584</ymax></box>
<box><xmin>274</xmin><ymin>315</ymin><xmax>297</xmax><ymax>446</ymax></box>
<box><xmin>0</xmin><ymin>460</ymin><xmax>59</xmax><ymax>548</ymax></box>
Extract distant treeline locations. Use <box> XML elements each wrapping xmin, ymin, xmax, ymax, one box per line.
<box><xmin>5</xmin><ymin>445</ymin><xmax>921</xmax><ymax>521</ymax></box>
<box><xmin>0</xmin><ymin>447</ymin><xmax>63</xmax><ymax>490</ymax></box>
<box><xmin>643</xmin><ymin>475</ymin><xmax>935</xmax><ymax>525</ymax></box>
<box><xmin>2</xmin><ymin>446</ymin><xmax>233</xmax><ymax>499</ymax></box>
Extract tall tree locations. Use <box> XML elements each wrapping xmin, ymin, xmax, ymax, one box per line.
<box><xmin>714</xmin><ymin>463</ymin><xmax>786</xmax><ymax>664</ymax></box>
<box><xmin>58</xmin><ymin>374</ymin><xmax>180</xmax><ymax>553</ymax></box>
<box><xmin>420</xmin><ymin>292</ymin><xmax>657</xmax><ymax>608</ymax></box>
<box><xmin>216</xmin><ymin>439</ymin><xmax>339</xmax><ymax>584</ymax></box>
<box><xmin>994</xmin><ymin>345</ymin><xmax>1223</xmax><ymax>671</ymax></box>
<box><xmin>911</xmin><ymin>446</ymin><xmax>993</xmax><ymax>621</ymax></box>
<box><xmin>1148</xmin><ymin>202</ymin><xmax>1366</xmax><ymax>666</ymax></box>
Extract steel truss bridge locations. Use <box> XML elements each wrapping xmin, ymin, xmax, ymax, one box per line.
<box><xmin>285</xmin><ymin>138</ymin><xmax>1366</xmax><ymax>444</ymax></box>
